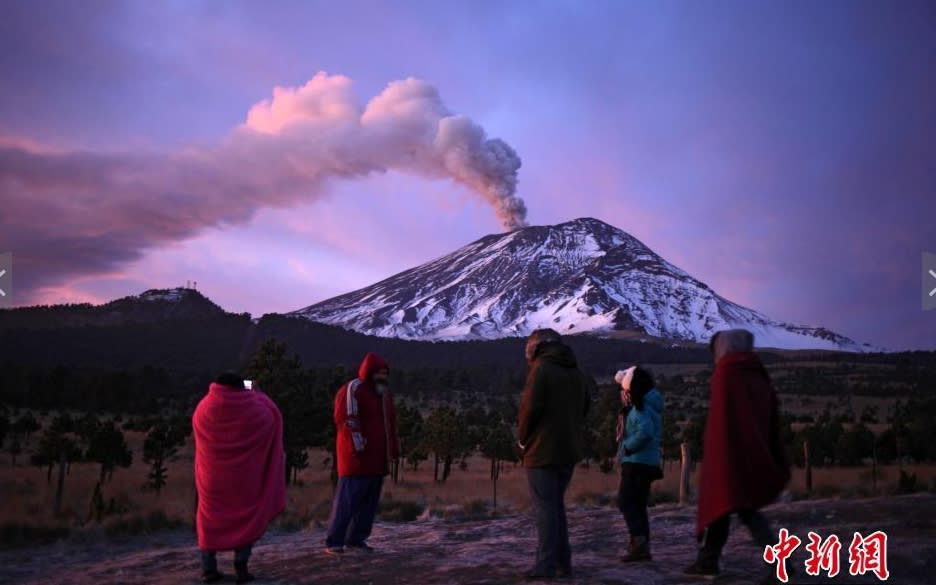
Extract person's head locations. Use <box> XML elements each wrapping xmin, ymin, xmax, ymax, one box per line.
<box><xmin>373</xmin><ymin>367</ymin><xmax>389</xmax><ymax>385</ymax></box>
<box><xmin>358</xmin><ymin>352</ymin><xmax>390</xmax><ymax>384</ymax></box>
<box><xmin>615</xmin><ymin>366</ymin><xmax>655</xmax><ymax>410</ymax></box>
<box><xmin>524</xmin><ymin>328</ymin><xmax>562</xmax><ymax>363</ymax></box>
<box><xmin>709</xmin><ymin>329</ymin><xmax>755</xmax><ymax>363</ymax></box>
<box><xmin>214</xmin><ymin>371</ymin><xmax>245</xmax><ymax>390</ymax></box>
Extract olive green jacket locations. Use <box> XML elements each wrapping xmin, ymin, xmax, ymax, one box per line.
<box><xmin>518</xmin><ymin>343</ymin><xmax>593</xmax><ymax>467</ymax></box>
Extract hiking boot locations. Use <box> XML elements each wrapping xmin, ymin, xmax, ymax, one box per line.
<box><xmin>201</xmin><ymin>569</ymin><xmax>224</xmax><ymax>584</ymax></box>
<box><xmin>683</xmin><ymin>559</ymin><xmax>720</xmax><ymax>579</ymax></box>
<box><xmin>234</xmin><ymin>561</ymin><xmax>255</xmax><ymax>584</ymax></box>
<box><xmin>621</xmin><ymin>536</ymin><xmax>652</xmax><ymax>562</ymax></box>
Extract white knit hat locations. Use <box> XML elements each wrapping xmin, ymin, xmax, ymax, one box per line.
<box><xmin>614</xmin><ymin>366</ymin><xmax>636</xmax><ymax>391</ymax></box>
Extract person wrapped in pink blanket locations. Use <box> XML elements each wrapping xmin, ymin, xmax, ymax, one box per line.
<box><xmin>193</xmin><ymin>372</ymin><xmax>286</xmax><ymax>584</ymax></box>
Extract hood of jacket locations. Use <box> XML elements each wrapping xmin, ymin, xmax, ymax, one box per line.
<box><xmin>710</xmin><ymin>329</ymin><xmax>754</xmax><ymax>363</ymax></box>
<box><xmin>358</xmin><ymin>352</ymin><xmax>390</xmax><ymax>382</ymax></box>
<box><xmin>642</xmin><ymin>388</ymin><xmax>664</xmax><ymax>414</ymax></box>
<box><xmin>535</xmin><ymin>342</ymin><xmax>578</xmax><ymax>368</ymax></box>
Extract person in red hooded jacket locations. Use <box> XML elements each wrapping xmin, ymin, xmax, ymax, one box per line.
<box><xmin>684</xmin><ymin>329</ymin><xmax>791</xmax><ymax>582</ymax></box>
<box><xmin>325</xmin><ymin>352</ymin><xmax>400</xmax><ymax>555</ymax></box>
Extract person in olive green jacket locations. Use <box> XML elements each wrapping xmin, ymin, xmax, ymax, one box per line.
<box><xmin>518</xmin><ymin>328</ymin><xmax>593</xmax><ymax>581</ymax></box>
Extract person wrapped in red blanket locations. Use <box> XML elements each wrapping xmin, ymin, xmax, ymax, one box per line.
<box><xmin>193</xmin><ymin>372</ymin><xmax>286</xmax><ymax>584</ymax></box>
<box><xmin>684</xmin><ymin>329</ymin><xmax>791</xmax><ymax>582</ymax></box>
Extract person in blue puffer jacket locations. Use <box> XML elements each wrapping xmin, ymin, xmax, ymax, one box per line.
<box><xmin>614</xmin><ymin>366</ymin><xmax>664</xmax><ymax>563</ymax></box>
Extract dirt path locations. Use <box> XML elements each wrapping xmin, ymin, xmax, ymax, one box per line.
<box><xmin>2</xmin><ymin>493</ymin><xmax>934</xmax><ymax>584</ymax></box>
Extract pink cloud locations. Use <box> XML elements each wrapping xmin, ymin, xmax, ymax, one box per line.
<box><xmin>0</xmin><ymin>73</ymin><xmax>525</xmax><ymax>305</ymax></box>
<box><xmin>29</xmin><ymin>286</ymin><xmax>106</xmax><ymax>307</ymax></box>
<box><xmin>244</xmin><ymin>73</ymin><xmax>360</xmax><ymax>134</ymax></box>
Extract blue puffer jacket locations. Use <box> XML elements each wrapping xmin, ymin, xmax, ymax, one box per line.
<box><xmin>617</xmin><ymin>388</ymin><xmax>663</xmax><ymax>467</ymax></box>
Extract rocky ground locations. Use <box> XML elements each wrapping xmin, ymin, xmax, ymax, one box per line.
<box><xmin>2</xmin><ymin>493</ymin><xmax>934</xmax><ymax>584</ymax></box>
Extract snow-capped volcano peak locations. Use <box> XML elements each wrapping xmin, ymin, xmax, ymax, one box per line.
<box><xmin>293</xmin><ymin>218</ymin><xmax>873</xmax><ymax>351</ymax></box>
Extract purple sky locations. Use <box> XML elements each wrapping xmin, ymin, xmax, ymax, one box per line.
<box><xmin>1</xmin><ymin>0</ymin><xmax>934</xmax><ymax>350</ymax></box>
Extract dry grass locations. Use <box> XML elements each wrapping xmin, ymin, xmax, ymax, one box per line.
<box><xmin>2</xmin><ymin>435</ymin><xmax>935</xmax><ymax>548</ymax></box>
<box><xmin>787</xmin><ymin>463</ymin><xmax>936</xmax><ymax>497</ymax></box>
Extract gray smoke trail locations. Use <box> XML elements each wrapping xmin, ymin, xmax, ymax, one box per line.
<box><xmin>0</xmin><ymin>73</ymin><xmax>527</xmax><ymax>297</ymax></box>
<box><xmin>239</xmin><ymin>74</ymin><xmax>526</xmax><ymax>230</ymax></box>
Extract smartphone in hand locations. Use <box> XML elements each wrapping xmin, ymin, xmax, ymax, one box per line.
<box><xmin>244</xmin><ymin>379</ymin><xmax>253</xmax><ymax>390</ymax></box>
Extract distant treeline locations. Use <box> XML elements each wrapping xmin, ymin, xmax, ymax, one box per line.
<box><xmin>1</xmin><ymin>308</ymin><xmax>935</xmax><ymax>412</ymax></box>
<box><xmin>2</xmin><ymin>338</ymin><xmax>936</xmax><ymax>518</ymax></box>
<box><xmin>0</xmin><ymin>311</ymin><xmax>717</xmax><ymax>375</ymax></box>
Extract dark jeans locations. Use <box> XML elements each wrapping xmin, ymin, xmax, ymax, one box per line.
<box><xmin>200</xmin><ymin>544</ymin><xmax>252</xmax><ymax>572</ymax></box>
<box><xmin>326</xmin><ymin>475</ymin><xmax>384</xmax><ymax>548</ymax></box>
<box><xmin>697</xmin><ymin>509</ymin><xmax>773</xmax><ymax>565</ymax></box>
<box><xmin>526</xmin><ymin>465</ymin><xmax>574</xmax><ymax>575</ymax></box>
<box><xmin>617</xmin><ymin>463</ymin><xmax>653</xmax><ymax>539</ymax></box>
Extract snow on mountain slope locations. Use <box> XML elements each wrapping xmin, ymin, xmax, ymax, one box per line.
<box><xmin>293</xmin><ymin>218</ymin><xmax>874</xmax><ymax>351</ymax></box>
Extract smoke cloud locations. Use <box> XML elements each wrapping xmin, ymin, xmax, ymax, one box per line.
<box><xmin>0</xmin><ymin>73</ymin><xmax>525</xmax><ymax>298</ymax></box>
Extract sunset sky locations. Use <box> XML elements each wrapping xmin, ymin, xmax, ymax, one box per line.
<box><xmin>1</xmin><ymin>0</ymin><xmax>934</xmax><ymax>350</ymax></box>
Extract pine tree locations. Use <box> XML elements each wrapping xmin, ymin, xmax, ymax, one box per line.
<box><xmin>13</xmin><ymin>411</ymin><xmax>41</xmax><ymax>442</ymax></box>
<box><xmin>8</xmin><ymin>434</ymin><xmax>21</xmax><ymax>466</ymax></box>
<box><xmin>479</xmin><ymin>416</ymin><xmax>518</xmax><ymax>511</ymax></box>
<box><xmin>86</xmin><ymin>421</ymin><xmax>133</xmax><ymax>482</ymax></box>
<box><xmin>395</xmin><ymin>403</ymin><xmax>425</xmax><ymax>477</ymax></box>
<box><xmin>0</xmin><ymin>414</ymin><xmax>9</xmax><ymax>452</ymax></box>
<box><xmin>32</xmin><ymin>414</ymin><xmax>77</xmax><ymax>483</ymax></box>
<box><xmin>142</xmin><ymin>421</ymin><xmax>186</xmax><ymax>495</ymax></box>
<box><xmin>422</xmin><ymin>406</ymin><xmax>470</xmax><ymax>483</ymax></box>
<box><xmin>243</xmin><ymin>339</ymin><xmax>333</xmax><ymax>486</ymax></box>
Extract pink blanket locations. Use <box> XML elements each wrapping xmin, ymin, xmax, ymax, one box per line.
<box><xmin>194</xmin><ymin>383</ymin><xmax>286</xmax><ymax>551</ymax></box>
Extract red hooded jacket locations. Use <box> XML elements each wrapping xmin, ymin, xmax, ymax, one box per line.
<box><xmin>696</xmin><ymin>351</ymin><xmax>790</xmax><ymax>536</ymax></box>
<box><xmin>334</xmin><ymin>352</ymin><xmax>400</xmax><ymax>477</ymax></box>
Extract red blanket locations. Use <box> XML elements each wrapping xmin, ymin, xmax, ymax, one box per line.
<box><xmin>696</xmin><ymin>352</ymin><xmax>790</xmax><ymax>536</ymax></box>
<box><xmin>194</xmin><ymin>383</ymin><xmax>286</xmax><ymax>550</ymax></box>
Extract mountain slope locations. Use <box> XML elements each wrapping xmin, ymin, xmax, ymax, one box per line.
<box><xmin>293</xmin><ymin>218</ymin><xmax>874</xmax><ymax>351</ymax></box>
<box><xmin>0</xmin><ymin>287</ymin><xmax>225</xmax><ymax>330</ymax></box>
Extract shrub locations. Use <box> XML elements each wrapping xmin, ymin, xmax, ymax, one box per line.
<box><xmin>379</xmin><ymin>498</ymin><xmax>423</xmax><ymax>522</ymax></box>
<box><xmin>103</xmin><ymin>510</ymin><xmax>185</xmax><ymax>539</ymax></box>
<box><xmin>462</xmin><ymin>499</ymin><xmax>488</xmax><ymax>519</ymax></box>
<box><xmin>650</xmin><ymin>489</ymin><xmax>677</xmax><ymax>505</ymax></box>
<box><xmin>897</xmin><ymin>470</ymin><xmax>919</xmax><ymax>494</ymax></box>
<box><xmin>573</xmin><ymin>491</ymin><xmax>612</xmax><ymax>507</ymax></box>
<box><xmin>274</xmin><ymin>511</ymin><xmax>311</xmax><ymax>532</ymax></box>
<box><xmin>0</xmin><ymin>523</ymin><xmax>70</xmax><ymax>549</ymax></box>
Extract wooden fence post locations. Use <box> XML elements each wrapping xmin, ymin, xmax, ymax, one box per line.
<box><xmin>680</xmin><ymin>442</ymin><xmax>691</xmax><ymax>506</ymax></box>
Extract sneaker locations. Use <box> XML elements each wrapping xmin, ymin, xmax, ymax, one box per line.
<box><xmin>346</xmin><ymin>542</ymin><xmax>375</xmax><ymax>553</ymax></box>
<box><xmin>324</xmin><ymin>546</ymin><xmax>346</xmax><ymax>556</ymax></box>
<box><xmin>683</xmin><ymin>560</ymin><xmax>720</xmax><ymax>579</ymax></box>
